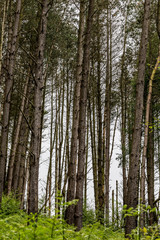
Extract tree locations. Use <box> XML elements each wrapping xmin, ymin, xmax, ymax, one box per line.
<box><xmin>105</xmin><ymin>0</ymin><xmax>111</xmax><ymax>224</ymax></box>
<box><xmin>74</xmin><ymin>0</ymin><xmax>95</xmax><ymax>230</ymax></box>
<box><xmin>125</xmin><ymin>0</ymin><xmax>151</xmax><ymax>236</ymax></box>
<box><xmin>0</xmin><ymin>0</ymin><xmax>22</xmax><ymax>206</ymax></box>
<box><xmin>7</xmin><ymin>76</ymin><xmax>29</xmax><ymax>194</ymax></box>
<box><xmin>65</xmin><ymin>0</ymin><xmax>85</xmax><ymax>225</ymax></box>
<box><xmin>28</xmin><ymin>0</ymin><xmax>49</xmax><ymax>215</ymax></box>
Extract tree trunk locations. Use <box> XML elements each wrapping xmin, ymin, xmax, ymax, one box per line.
<box><xmin>125</xmin><ymin>0</ymin><xmax>150</xmax><ymax>236</ymax></box>
<box><xmin>45</xmin><ymin>75</ymin><xmax>54</xmax><ymax>216</ymax></box>
<box><xmin>140</xmin><ymin>45</ymin><xmax>160</xmax><ymax>228</ymax></box>
<box><xmin>55</xmin><ymin>88</ymin><xmax>60</xmax><ymax>214</ymax></box>
<box><xmin>88</xmin><ymin>93</ymin><xmax>98</xmax><ymax>212</ymax></box>
<box><xmin>105</xmin><ymin>0</ymin><xmax>111</xmax><ymax>224</ymax></box>
<box><xmin>0</xmin><ymin>0</ymin><xmax>22</xmax><ymax>205</ymax></box>
<box><xmin>84</xmin><ymin>112</ymin><xmax>89</xmax><ymax>211</ymax></box>
<box><xmin>96</xmin><ymin>9</ymin><xmax>104</xmax><ymax>223</ymax></box>
<box><xmin>62</xmin><ymin>67</ymin><xmax>71</xmax><ymax>206</ymax></box>
<box><xmin>112</xmin><ymin>190</ymin><xmax>115</xmax><ymax>226</ymax></box>
<box><xmin>28</xmin><ymin>0</ymin><xmax>49</xmax><ymax>215</ymax></box>
<box><xmin>74</xmin><ymin>0</ymin><xmax>95</xmax><ymax>230</ymax></box>
<box><xmin>116</xmin><ymin>180</ymin><xmax>119</xmax><ymax>228</ymax></box>
<box><xmin>12</xmin><ymin>88</ymin><xmax>31</xmax><ymax>194</ymax></box>
<box><xmin>7</xmin><ymin>75</ymin><xmax>29</xmax><ymax>194</ymax></box>
<box><xmin>57</xmin><ymin>77</ymin><xmax>65</xmax><ymax>215</ymax></box>
<box><xmin>0</xmin><ymin>0</ymin><xmax>9</xmax><ymax>77</ymax></box>
<box><xmin>120</xmin><ymin>1</ymin><xmax>129</xmax><ymax>206</ymax></box>
<box><xmin>147</xmin><ymin>103</ymin><xmax>157</xmax><ymax>225</ymax></box>
<box><xmin>65</xmin><ymin>0</ymin><xmax>85</xmax><ymax>225</ymax></box>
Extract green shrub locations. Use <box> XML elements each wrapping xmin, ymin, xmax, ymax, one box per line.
<box><xmin>0</xmin><ymin>194</ymin><xmax>21</xmax><ymax>217</ymax></box>
<box><xmin>0</xmin><ymin>196</ymin><xmax>125</xmax><ymax>239</ymax></box>
<box><xmin>83</xmin><ymin>206</ymin><xmax>96</xmax><ymax>225</ymax></box>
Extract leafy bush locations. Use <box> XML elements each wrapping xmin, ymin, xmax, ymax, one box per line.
<box><xmin>83</xmin><ymin>206</ymin><xmax>96</xmax><ymax>225</ymax></box>
<box><xmin>0</xmin><ymin>196</ymin><xmax>125</xmax><ymax>239</ymax></box>
<box><xmin>0</xmin><ymin>212</ymin><xmax>125</xmax><ymax>239</ymax></box>
<box><xmin>0</xmin><ymin>194</ymin><xmax>21</xmax><ymax>217</ymax></box>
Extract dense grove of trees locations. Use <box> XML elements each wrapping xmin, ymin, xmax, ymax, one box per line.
<box><xmin>0</xmin><ymin>0</ymin><xmax>160</xmax><ymax>238</ymax></box>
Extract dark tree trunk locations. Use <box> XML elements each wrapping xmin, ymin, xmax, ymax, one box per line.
<box><xmin>7</xmin><ymin>76</ymin><xmax>29</xmax><ymax>194</ymax></box>
<box><xmin>96</xmin><ymin>10</ymin><xmax>104</xmax><ymax>223</ymax></box>
<box><xmin>65</xmin><ymin>0</ymin><xmax>85</xmax><ymax>225</ymax></box>
<box><xmin>125</xmin><ymin>0</ymin><xmax>150</xmax><ymax>236</ymax></box>
<box><xmin>0</xmin><ymin>0</ymin><xmax>22</xmax><ymax>205</ymax></box>
<box><xmin>105</xmin><ymin>0</ymin><xmax>111</xmax><ymax>224</ymax></box>
<box><xmin>12</xmin><ymin>98</ymin><xmax>30</xmax><ymax>194</ymax></box>
<box><xmin>120</xmin><ymin>2</ymin><xmax>129</xmax><ymax>206</ymax></box>
<box><xmin>74</xmin><ymin>0</ymin><xmax>95</xmax><ymax>231</ymax></box>
<box><xmin>147</xmin><ymin>104</ymin><xmax>157</xmax><ymax>225</ymax></box>
<box><xmin>28</xmin><ymin>0</ymin><xmax>49</xmax><ymax>215</ymax></box>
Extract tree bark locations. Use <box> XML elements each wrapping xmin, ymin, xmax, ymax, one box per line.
<box><xmin>0</xmin><ymin>0</ymin><xmax>9</xmax><ymax>78</ymax></box>
<box><xmin>84</xmin><ymin>112</ymin><xmax>89</xmax><ymax>211</ymax></box>
<box><xmin>96</xmin><ymin>9</ymin><xmax>104</xmax><ymax>223</ymax></box>
<box><xmin>28</xmin><ymin>0</ymin><xmax>49</xmax><ymax>215</ymax></box>
<box><xmin>0</xmin><ymin>0</ymin><xmax>22</xmax><ymax>205</ymax></box>
<box><xmin>125</xmin><ymin>0</ymin><xmax>150</xmax><ymax>236</ymax></box>
<box><xmin>112</xmin><ymin>190</ymin><xmax>115</xmax><ymax>226</ymax></box>
<box><xmin>55</xmin><ymin>89</ymin><xmax>59</xmax><ymax>214</ymax></box>
<box><xmin>147</xmin><ymin>104</ymin><xmax>157</xmax><ymax>225</ymax></box>
<box><xmin>140</xmin><ymin>45</ymin><xmax>160</xmax><ymax>228</ymax></box>
<box><xmin>7</xmin><ymin>75</ymin><xmax>29</xmax><ymax>194</ymax></box>
<box><xmin>88</xmin><ymin>93</ymin><xmax>98</xmax><ymax>212</ymax></box>
<box><xmin>105</xmin><ymin>0</ymin><xmax>111</xmax><ymax>224</ymax></box>
<box><xmin>74</xmin><ymin>0</ymin><xmax>95</xmax><ymax>230</ymax></box>
<box><xmin>44</xmin><ymin>75</ymin><xmax>54</xmax><ymax>215</ymax></box>
<box><xmin>65</xmin><ymin>0</ymin><xmax>85</xmax><ymax>225</ymax></box>
<box><xmin>12</xmin><ymin>86</ymin><xmax>31</xmax><ymax>194</ymax></box>
<box><xmin>116</xmin><ymin>180</ymin><xmax>119</xmax><ymax>228</ymax></box>
<box><xmin>120</xmin><ymin>1</ymin><xmax>130</xmax><ymax>206</ymax></box>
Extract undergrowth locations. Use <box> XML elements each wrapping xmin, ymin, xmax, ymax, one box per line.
<box><xmin>0</xmin><ymin>213</ymin><xmax>124</xmax><ymax>240</ymax></box>
<box><xmin>0</xmin><ymin>195</ymin><xmax>125</xmax><ymax>239</ymax></box>
<box><xmin>2</xmin><ymin>195</ymin><xmax>160</xmax><ymax>239</ymax></box>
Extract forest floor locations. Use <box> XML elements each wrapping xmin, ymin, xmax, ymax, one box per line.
<box><xmin>1</xmin><ymin>196</ymin><xmax>160</xmax><ymax>239</ymax></box>
<box><xmin>0</xmin><ymin>195</ymin><xmax>125</xmax><ymax>239</ymax></box>
<box><xmin>0</xmin><ymin>212</ymin><xmax>125</xmax><ymax>239</ymax></box>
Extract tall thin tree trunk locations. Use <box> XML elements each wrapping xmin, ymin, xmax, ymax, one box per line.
<box><xmin>0</xmin><ymin>0</ymin><xmax>22</xmax><ymax>205</ymax></box>
<box><xmin>88</xmin><ymin>94</ymin><xmax>98</xmax><ymax>212</ymax></box>
<box><xmin>0</xmin><ymin>0</ymin><xmax>9</xmax><ymax>78</ymax></box>
<box><xmin>84</xmin><ymin>112</ymin><xmax>89</xmax><ymax>211</ymax></box>
<box><xmin>147</xmin><ymin>104</ymin><xmax>157</xmax><ymax>225</ymax></box>
<box><xmin>57</xmin><ymin>76</ymin><xmax>65</xmax><ymax>214</ymax></box>
<box><xmin>105</xmin><ymin>0</ymin><xmax>111</xmax><ymax>224</ymax></box>
<box><xmin>96</xmin><ymin>9</ymin><xmax>104</xmax><ymax>223</ymax></box>
<box><xmin>125</xmin><ymin>0</ymin><xmax>150</xmax><ymax>236</ymax></box>
<box><xmin>7</xmin><ymin>76</ymin><xmax>29</xmax><ymax>194</ymax></box>
<box><xmin>74</xmin><ymin>0</ymin><xmax>95</xmax><ymax>230</ymax></box>
<box><xmin>48</xmin><ymin>76</ymin><xmax>54</xmax><ymax>215</ymax></box>
<box><xmin>28</xmin><ymin>0</ymin><xmax>49</xmax><ymax>215</ymax></box>
<box><xmin>116</xmin><ymin>180</ymin><xmax>119</xmax><ymax>228</ymax></box>
<box><xmin>62</xmin><ymin>67</ymin><xmax>71</xmax><ymax>203</ymax></box>
<box><xmin>140</xmin><ymin>45</ymin><xmax>160</xmax><ymax>228</ymax></box>
<box><xmin>55</xmin><ymin>89</ymin><xmax>59</xmax><ymax>215</ymax></box>
<box><xmin>112</xmin><ymin>190</ymin><xmax>115</xmax><ymax>226</ymax></box>
<box><xmin>120</xmin><ymin>0</ymin><xmax>130</xmax><ymax>206</ymax></box>
<box><xmin>12</xmin><ymin>90</ymin><xmax>31</xmax><ymax>194</ymax></box>
<box><xmin>140</xmin><ymin>0</ymin><xmax>160</xmax><ymax>220</ymax></box>
<box><xmin>65</xmin><ymin>0</ymin><xmax>85</xmax><ymax>225</ymax></box>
